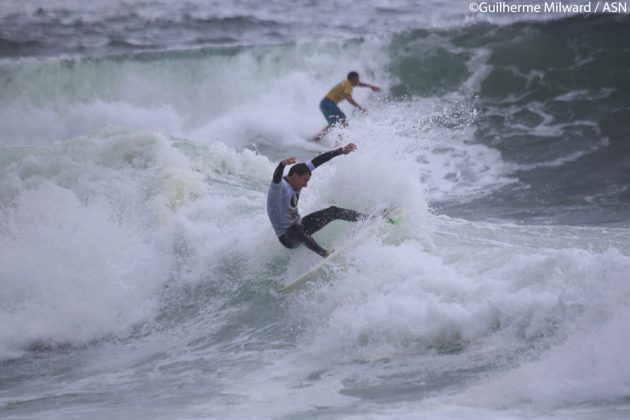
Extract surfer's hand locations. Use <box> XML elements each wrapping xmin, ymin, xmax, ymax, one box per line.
<box><xmin>341</xmin><ymin>143</ymin><xmax>357</xmax><ymax>154</ymax></box>
<box><xmin>282</xmin><ymin>157</ymin><xmax>297</xmax><ymax>165</ymax></box>
<box><xmin>323</xmin><ymin>249</ymin><xmax>334</xmax><ymax>257</ymax></box>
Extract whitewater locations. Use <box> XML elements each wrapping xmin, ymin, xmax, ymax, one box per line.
<box><xmin>2</xmin><ymin>1</ymin><xmax>630</xmax><ymax>419</ymax></box>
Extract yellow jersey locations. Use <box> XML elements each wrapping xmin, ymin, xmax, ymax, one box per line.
<box><xmin>325</xmin><ymin>80</ymin><xmax>353</xmax><ymax>103</ymax></box>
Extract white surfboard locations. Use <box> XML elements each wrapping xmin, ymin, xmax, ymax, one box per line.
<box><xmin>278</xmin><ymin>246</ymin><xmax>348</xmax><ymax>293</ymax></box>
<box><xmin>279</xmin><ymin>208</ymin><xmax>403</xmax><ymax>293</ymax></box>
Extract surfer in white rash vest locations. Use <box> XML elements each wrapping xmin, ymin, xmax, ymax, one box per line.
<box><xmin>266</xmin><ymin>143</ymin><xmax>368</xmax><ymax>258</ymax></box>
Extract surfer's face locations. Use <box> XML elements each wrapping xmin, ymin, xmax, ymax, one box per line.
<box><xmin>288</xmin><ymin>173</ymin><xmax>311</xmax><ymax>190</ymax></box>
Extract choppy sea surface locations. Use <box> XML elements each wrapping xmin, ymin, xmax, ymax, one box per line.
<box><xmin>2</xmin><ymin>1</ymin><xmax>630</xmax><ymax>419</ymax></box>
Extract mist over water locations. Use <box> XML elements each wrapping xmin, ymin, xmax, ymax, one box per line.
<box><xmin>1</xmin><ymin>1</ymin><xmax>630</xmax><ymax>419</ymax></box>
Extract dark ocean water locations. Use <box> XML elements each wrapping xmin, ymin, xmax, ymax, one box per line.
<box><xmin>438</xmin><ymin>15</ymin><xmax>630</xmax><ymax>224</ymax></box>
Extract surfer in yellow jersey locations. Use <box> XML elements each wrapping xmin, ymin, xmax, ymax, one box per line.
<box><xmin>314</xmin><ymin>71</ymin><xmax>381</xmax><ymax>141</ymax></box>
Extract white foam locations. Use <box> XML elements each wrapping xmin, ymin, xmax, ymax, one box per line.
<box><xmin>0</xmin><ymin>180</ymin><xmax>167</xmax><ymax>357</ymax></box>
<box><xmin>456</xmin><ymin>247</ymin><xmax>630</xmax><ymax>409</ymax></box>
<box><xmin>192</xmin><ymin>219</ymin><xmax>621</xmax><ymax>418</ymax></box>
<box><xmin>0</xmin><ymin>129</ymin><xmax>274</xmax><ymax>359</ymax></box>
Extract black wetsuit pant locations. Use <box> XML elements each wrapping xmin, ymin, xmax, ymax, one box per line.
<box><xmin>278</xmin><ymin>206</ymin><xmax>367</xmax><ymax>257</ymax></box>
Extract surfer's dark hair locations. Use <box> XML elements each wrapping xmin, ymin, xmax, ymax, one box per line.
<box><xmin>288</xmin><ymin>163</ymin><xmax>311</xmax><ymax>177</ymax></box>
<box><xmin>347</xmin><ymin>71</ymin><xmax>359</xmax><ymax>81</ymax></box>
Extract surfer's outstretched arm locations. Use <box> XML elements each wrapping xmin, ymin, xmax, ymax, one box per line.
<box><xmin>346</xmin><ymin>95</ymin><xmax>366</xmax><ymax>113</ymax></box>
<box><xmin>357</xmin><ymin>81</ymin><xmax>381</xmax><ymax>92</ymax></box>
<box><xmin>310</xmin><ymin>143</ymin><xmax>357</xmax><ymax>168</ymax></box>
<box><xmin>272</xmin><ymin>157</ymin><xmax>296</xmax><ymax>183</ymax></box>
